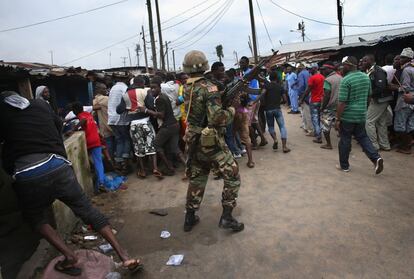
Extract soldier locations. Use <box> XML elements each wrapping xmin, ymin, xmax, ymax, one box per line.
<box><xmin>182</xmin><ymin>50</ymin><xmax>244</xmax><ymax>233</ymax></box>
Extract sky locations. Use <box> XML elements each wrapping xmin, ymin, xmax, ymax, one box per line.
<box><xmin>0</xmin><ymin>0</ymin><xmax>413</xmax><ymax>70</ymax></box>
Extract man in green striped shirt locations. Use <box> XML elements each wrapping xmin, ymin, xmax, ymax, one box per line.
<box><xmin>335</xmin><ymin>56</ymin><xmax>384</xmax><ymax>174</ymax></box>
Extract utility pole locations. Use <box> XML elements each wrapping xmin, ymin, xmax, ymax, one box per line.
<box><xmin>248</xmin><ymin>36</ymin><xmax>253</xmax><ymax>57</ymax></box>
<box><xmin>127</xmin><ymin>47</ymin><xmax>132</xmax><ymax>66</ymax></box>
<box><xmin>141</xmin><ymin>25</ymin><xmax>149</xmax><ymax>73</ymax></box>
<box><xmin>49</xmin><ymin>50</ymin><xmax>54</xmax><ymax>65</ymax></box>
<box><xmin>165</xmin><ymin>41</ymin><xmax>170</xmax><ymax>72</ymax></box>
<box><xmin>299</xmin><ymin>20</ymin><xmax>305</xmax><ymax>42</ymax></box>
<box><xmin>146</xmin><ymin>0</ymin><xmax>158</xmax><ymax>70</ymax></box>
<box><xmin>109</xmin><ymin>52</ymin><xmax>112</xmax><ymax>68</ymax></box>
<box><xmin>233</xmin><ymin>50</ymin><xmax>239</xmax><ymax>66</ymax></box>
<box><xmin>337</xmin><ymin>0</ymin><xmax>343</xmax><ymax>45</ymax></box>
<box><xmin>121</xmin><ymin>56</ymin><xmax>127</xmax><ymax>67</ymax></box>
<box><xmin>135</xmin><ymin>44</ymin><xmax>141</xmax><ymax>67</ymax></box>
<box><xmin>154</xmin><ymin>0</ymin><xmax>165</xmax><ymax>71</ymax></box>
<box><xmin>172</xmin><ymin>49</ymin><xmax>176</xmax><ymax>72</ymax></box>
<box><xmin>248</xmin><ymin>0</ymin><xmax>259</xmax><ymax>65</ymax></box>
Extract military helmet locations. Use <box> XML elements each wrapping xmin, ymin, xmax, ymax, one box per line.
<box><xmin>182</xmin><ymin>50</ymin><xmax>209</xmax><ymax>74</ymax></box>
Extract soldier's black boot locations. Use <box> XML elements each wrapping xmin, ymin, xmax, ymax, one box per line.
<box><xmin>184</xmin><ymin>209</ymin><xmax>200</xmax><ymax>232</ymax></box>
<box><xmin>218</xmin><ymin>206</ymin><xmax>244</xmax><ymax>232</ymax></box>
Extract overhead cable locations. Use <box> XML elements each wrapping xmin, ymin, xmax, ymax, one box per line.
<box><xmin>268</xmin><ymin>0</ymin><xmax>414</xmax><ymax>28</ymax></box>
<box><xmin>0</xmin><ymin>0</ymin><xmax>129</xmax><ymax>33</ymax></box>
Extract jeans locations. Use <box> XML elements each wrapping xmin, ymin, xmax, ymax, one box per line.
<box><xmin>225</xmin><ymin>123</ymin><xmax>240</xmax><ymax>154</ymax></box>
<box><xmin>301</xmin><ymin>102</ymin><xmax>313</xmax><ymax>132</ymax></box>
<box><xmin>265</xmin><ymin>108</ymin><xmax>287</xmax><ymax>139</ymax></box>
<box><xmin>90</xmin><ymin>147</ymin><xmax>105</xmax><ymax>188</ymax></box>
<box><xmin>338</xmin><ymin>121</ymin><xmax>381</xmax><ymax>169</ymax></box>
<box><xmin>310</xmin><ymin>102</ymin><xmax>321</xmax><ymax>139</ymax></box>
<box><xmin>365</xmin><ymin>101</ymin><xmax>390</xmax><ymax>150</ymax></box>
<box><xmin>13</xmin><ymin>163</ymin><xmax>108</xmax><ymax>230</ymax></box>
<box><xmin>110</xmin><ymin>125</ymin><xmax>131</xmax><ymax>162</ymax></box>
<box><xmin>288</xmin><ymin>89</ymin><xmax>299</xmax><ymax>112</ymax></box>
<box><xmin>104</xmin><ymin>136</ymin><xmax>114</xmax><ymax>159</ymax></box>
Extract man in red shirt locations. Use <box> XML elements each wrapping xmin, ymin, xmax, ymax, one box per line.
<box><xmin>301</xmin><ymin>63</ymin><xmax>325</xmax><ymax>143</ymax></box>
<box><xmin>72</xmin><ymin>102</ymin><xmax>106</xmax><ymax>193</ymax></box>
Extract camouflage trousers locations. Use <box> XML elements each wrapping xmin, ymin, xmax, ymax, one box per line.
<box><xmin>185</xmin><ymin>137</ymin><xmax>241</xmax><ymax>211</ymax></box>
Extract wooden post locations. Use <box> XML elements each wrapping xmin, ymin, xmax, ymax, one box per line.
<box><xmin>18</xmin><ymin>78</ymin><xmax>33</xmax><ymax>99</ymax></box>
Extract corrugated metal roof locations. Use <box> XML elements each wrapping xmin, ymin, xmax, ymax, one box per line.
<box><xmin>267</xmin><ymin>26</ymin><xmax>414</xmax><ymax>55</ymax></box>
<box><xmin>0</xmin><ymin>61</ymin><xmax>86</xmax><ymax>77</ymax></box>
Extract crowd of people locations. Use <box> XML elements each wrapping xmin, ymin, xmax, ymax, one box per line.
<box><xmin>32</xmin><ymin>46</ymin><xmax>413</xmax><ymax>187</ymax></box>
<box><xmin>1</xmin><ymin>46</ymin><xmax>414</xmax><ymax>276</ymax></box>
<box><xmin>282</xmin><ymin>47</ymin><xmax>414</xmax><ymax>172</ymax></box>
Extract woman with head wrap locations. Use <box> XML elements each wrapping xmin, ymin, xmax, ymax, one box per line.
<box><xmin>35</xmin><ymin>85</ymin><xmax>50</xmax><ymax>101</ymax></box>
<box><xmin>35</xmin><ymin>85</ymin><xmax>58</xmax><ymax>113</ymax></box>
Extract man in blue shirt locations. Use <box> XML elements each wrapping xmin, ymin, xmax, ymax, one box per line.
<box><xmin>294</xmin><ymin>63</ymin><xmax>313</xmax><ymax>134</ymax></box>
<box><xmin>285</xmin><ymin>66</ymin><xmax>300</xmax><ymax>114</ymax></box>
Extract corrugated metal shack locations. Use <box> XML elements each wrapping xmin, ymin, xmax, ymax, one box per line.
<box><xmin>264</xmin><ymin>26</ymin><xmax>414</xmax><ymax>66</ymax></box>
<box><xmin>0</xmin><ymin>61</ymin><xmax>89</xmax><ymax>111</ymax></box>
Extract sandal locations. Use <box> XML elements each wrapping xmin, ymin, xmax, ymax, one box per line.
<box><xmin>320</xmin><ymin>144</ymin><xmax>333</xmax><ymax>150</ymax></box>
<box><xmin>54</xmin><ymin>260</ymin><xmax>82</xmax><ymax>277</ymax></box>
<box><xmin>283</xmin><ymin>147</ymin><xmax>291</xmax><ymax>153</ymax></box>
<box><xmin>153</xmin><ymin>169</ymin><xmax>164</xmax><ymax>180</ymax></box>
<box><xmin>246</xmin><ymin>162</ymin><xmax>255</xmax><ymax>168</ymax></box>
<box><xmin>122</xmin><ymin>259</ymin><xmax>144</xmax><ymax>274</ymax></box>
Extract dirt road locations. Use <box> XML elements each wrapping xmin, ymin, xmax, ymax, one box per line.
<box><xmin>96</xmin><ymin>109</ymin><xmax>414</xmax><ymax>279</ymax></box>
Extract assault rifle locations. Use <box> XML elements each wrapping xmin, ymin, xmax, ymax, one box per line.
<box><xmin>221</xmin><ymin>51</ymin><xmax>278</xmax><ymax>108</ymax></box>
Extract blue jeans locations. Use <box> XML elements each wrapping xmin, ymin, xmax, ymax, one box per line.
<box><xmin>225</xmin><ymin>123</ymin><xmax>240</xmax><ymax>154</ymax></box>
<box><xmin>14</xmin><ymin>162</ymin><xmax>108</xmax><ymax>230</ymax></box>
<box><xmin>110</xmin><ymin>125</ymin><xmax>131</xmax><ymax>162</ymax></box>
<box><xmin>338</xmin><ymin>121</ymin><xmax>381</xmax><ymax>169</ymax></box>
<box><xmin>265</xmin><ymin>108</ymin><xmax>287</xmax><ymax>139</ymax></box>
<box><xmin>104</xmin><ymin>136</ymin><xmax>114</xmax><ymax>159</ymax></box>
<box><xmin>288</xmin><ymin>89</ymin><xmax>299</xmax><ymax>112</ymax></box>
<box><xmin>310</xmin><ymin>102</ymin><xmax>322</xmax><ymax>139</ymax></box>
<box><xmin>90</xmin><ymin>147</ymin><xmax>105</xmax><ymax>188</ymax></box>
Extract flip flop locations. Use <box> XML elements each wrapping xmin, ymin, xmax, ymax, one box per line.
<box><xmin>153</xmin><ymin>169</ymin><xmax>164</xmax><ymax>180</ymax></box>
<box><xmin>54</xmin><ymin>260</ymin><xmax>82</xmax><ymax>277</ymax></box>
<box><xmin>123</xmin><ymin>259</ymin><xmax>144</xmax><ymax>274</ymax></box>
<box><xmin>320</xmin><ymin>145</ymin><xmax>333</xmax><ymax>150</ymax></box>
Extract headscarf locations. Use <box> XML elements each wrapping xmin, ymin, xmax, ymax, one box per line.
<box><xmin>1</xmin><ymin>91</ymin><xmax>30</xmax><ymax>110</ymax></box>
<box><xmin>35</xmin><ymin>85</ymin><xmax>47</xmax><ymax>100</ymax></box>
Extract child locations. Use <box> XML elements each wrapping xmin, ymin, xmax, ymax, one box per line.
<box><xmin>72</xmin><ymin>102</ymin><xmax>107</xmax><ymax>193</ymax></box>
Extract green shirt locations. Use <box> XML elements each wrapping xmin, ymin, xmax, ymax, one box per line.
<box><xmin>338</xmin><ymin>71</ymin><xmax>371</xmax><ymax>123</ymax></box>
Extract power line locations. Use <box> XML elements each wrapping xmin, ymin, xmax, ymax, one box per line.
<box><xmin>62</xmin><ymin>34</ymin><xmax>139</xmax><ymax>66</ymax></box>
<box><xmin>173</xmin><ymin>0</ymin><xmax>234</xmax><ymax>50</ymax></box>
<box><xmin>144</xmin><ymin>0</ymin><xmax>222</xmax><ymax>39</ymax></box>
<box><xmin>169</xmin><ymin>0</ymin><xmax>229</xmax><ymax>46</ymax></box>
<box><xmin>255</xmin><ymin>0</ymin><xmax>275</xmax><ymax>49</ymax></box>
<box><xmin>268</xmin><ymin>0</ymin><xmax>414</xmax><ymax>28</ymax></box>
<box><xmin>0</xmin><ymin>0</ymin><xmax>129</xmax><ymax>33</ymax></box>
<box><xmin>171</xmin><ymin>0</ymin><xmax>232</xmax><ymax>49</ymax></box>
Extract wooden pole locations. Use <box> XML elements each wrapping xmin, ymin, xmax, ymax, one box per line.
<box><xmin>141</xmin><ymin>25</ymin><xmax>149</xmax><ymax>73</ymax></box>
<box><xmin>248</xmin><ymin>0</ymin><xmax>259</xmax><ymax>64</ymax></box>
<box><xmin>154</xmin><ymin>0</ymin><xmax>165</xmax><ymax>70</ymax></box>
<box><xmin>146</xmin><ymin>0</ymin><xmax>158</xmax><ymax>70</ymax></box>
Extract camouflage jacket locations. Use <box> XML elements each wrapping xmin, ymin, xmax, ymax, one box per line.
<box><xmin>184</xmin><ymin>77</ymin><xmax>234</xmax><ymax>136</ymax></box>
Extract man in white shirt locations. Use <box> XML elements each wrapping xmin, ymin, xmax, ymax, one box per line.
<box><xmin>108</xmin><ymin>74</ymin><xmax>130</xmax><ymax>174</ymax></box>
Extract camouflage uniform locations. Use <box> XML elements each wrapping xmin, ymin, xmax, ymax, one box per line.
<box><xmin>184</xmin><ymin>77</ymin><xmax>240</xmax><ymax>211</ymax></box>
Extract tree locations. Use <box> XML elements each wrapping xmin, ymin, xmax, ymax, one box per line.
<box><xmin>215</xmin><ymin>44</ymin><xmax>224</xmax><ymax>62</ymax></box>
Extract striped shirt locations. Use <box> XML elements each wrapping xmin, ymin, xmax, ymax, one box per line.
<box><xmin>338</xmin><ymin>71</ymin><xmax>371</xmax><ymax>123</ymax></box>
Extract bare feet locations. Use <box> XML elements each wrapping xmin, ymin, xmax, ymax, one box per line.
<box><xmin>247</xmin><ymin>161</ymin><xmax>255</xmax><ymax>168</ymax></box>
<box><xmin>122</xmin><ymin>259</ymin><xmax>143</xmax><ymax>273</ymax></box>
